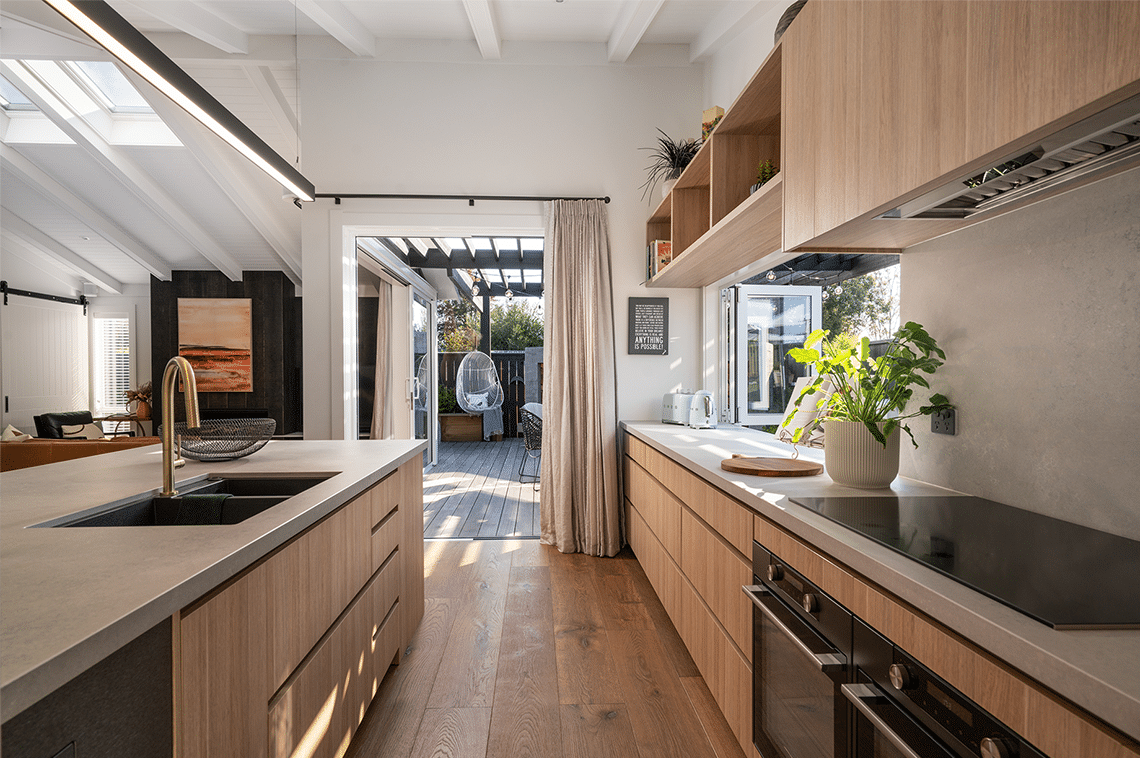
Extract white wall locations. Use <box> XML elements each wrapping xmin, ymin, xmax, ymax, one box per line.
<box><xmin>899</xmin><ymin>167</ymin><xmax>1140</xmax><ymax>541</ymax></box>
<box><xmin>702</xmin><ymin>4</ymin><xmax>785</xmax><ymax>114</ymax></box>
<box><xmin>299</xmin><ymin>45</ymin><xmax>706</xmax><ymax>437</ymax></box>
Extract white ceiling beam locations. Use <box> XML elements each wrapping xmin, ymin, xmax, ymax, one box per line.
<box><xmin>607</xmin><ymin>0</ymin><xmax>666</xmax><ymax>63</ymax></box>
<box><xmin>125</xmin><ymin>67</ymin><xmax>301</xmax><ymax>284</ymax></box>
<box><xmin>689</xmin><ymin>1</ymin><xmax>772</xmax><ymax>63</ymax></box>
<box><xmin>1</xmin><ymin>60</ymin><xmax>245</xmax><ymax>282</ymax></box>
<box><xmin>0</xmin><ymin>5</ymin><xmax>103</xmax><ymax>60</ymax></box>
<box><xmin>1</xmin><ymin>209</ymin><xmax>123</xmax><ymax>294</ymax></box>
<box><xmin>462</xmin><ymin>0</ymin><xmax>501</xmax><ymax>60</ymax></box>
<box><xmin>243</xmin><ymin>65</ymin><xmax>299</xmax><ymax>151</ymax></box>
<box><xmin>119</xmin><ymin>1</ymin><xmax>248</xmax><ymax>54</ymax></box>
<box><xmin>1</xmin><ymin>143</ymin><xmax>173</xmax><ymax>281</ymax></box>
<box><xmin>294</xmin><ymin>0</ymin><xmax>375</xmax><ymax>57</ymax></box>
<box><xmin>2</xmin><ymin>231</ymin><xmax>84</xmax><ymax>293</ymax></box>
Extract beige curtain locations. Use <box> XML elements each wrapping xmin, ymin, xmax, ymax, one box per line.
<box><xmin>370</xmin><ymin>279</ymin><xmax>393</xmax><ymax>440</ymax></box>
<box><xmin>540</xmin><ymin>199</ymin><xmax>621</xmax><ymax>556</ymax></box>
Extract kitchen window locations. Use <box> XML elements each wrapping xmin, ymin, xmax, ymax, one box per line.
<box><xmin>724</xmin><ymin>285</ymin><xmax>822</xmax><ymax>426</ymax></box>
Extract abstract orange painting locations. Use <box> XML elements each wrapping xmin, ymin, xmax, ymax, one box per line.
<box><xmin>177</xmin><ymin>298</ymin><xmax>253</xmax><ymax>392</ymax></box>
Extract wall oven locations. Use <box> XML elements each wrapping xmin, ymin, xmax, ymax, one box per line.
<box><xmin>745</xmin><ymin>542</ymin><xmax>853</xmax><ymax>758</ymax></box>
<box><xmin>747</xmin><ymin>541</ymin><xmax>1048</xmax><ymax>758</ymax></box>
<box><xmin>847</xmin><ymin>620</ymin><xmax>1046</xmax><ymax>758</ymax></box>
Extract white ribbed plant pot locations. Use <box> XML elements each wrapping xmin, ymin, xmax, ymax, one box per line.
<box><xmin>661</xmin><ymin>178</ymin><xmax>678</xmax><ymax>198</ymax></box>
<box><xmin>823</xmin><ymin>419</ymin><xmax>900</xmax><ymax>489</ymax></box>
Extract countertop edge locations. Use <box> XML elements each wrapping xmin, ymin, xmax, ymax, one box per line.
<box><xmin>0</xmin><ymin>440</ymin><xmax>426</xmax><ymax>723</ymax></box>
<box><xmin>620</xmin><ymin>421</ymin><xmax>1140</xmax><ymax>742</ymax></box>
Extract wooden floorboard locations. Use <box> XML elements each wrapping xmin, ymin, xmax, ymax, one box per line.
<box><xmin>350</xmin><ymin>539</ymin><xmax>736</xmax><ymax>758</ymax></box>
<box><xmin>424</xmin><ymin>439</ymin><xmax>538</xmax><ymax>539</ymax></box>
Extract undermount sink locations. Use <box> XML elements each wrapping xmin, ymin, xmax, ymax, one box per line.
<box><xmin>45</xmin><ymin>474</ymin><xmax>335</xmax><ymax>528</ymax></box>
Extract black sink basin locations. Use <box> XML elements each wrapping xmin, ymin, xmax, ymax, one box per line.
<box><xmin>50</xmin><ymin>474</ymin><xmax>334</xmax><ymax>527</ymax></box>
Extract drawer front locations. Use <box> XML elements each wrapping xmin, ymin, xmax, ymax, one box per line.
<box><xmin>371</xmin><ymin>501</ymin><xmax>401</xmax><ymax>575</ymax></box>
<box><xmin>267</xmin><ymin>492</ymin><xmax>372</xmax><ymax>690</ymax></box>
<box><xmin>369</xmin><ymin>469</ymin><xmax>401</xmax><ymax>528</ymax></box>
<box><xmin>627</xmin><ymin>500</ymin><xmax>682</xmax><ymax>621</ymax></box>
<box><xmin>681</xmin><ymin>508</ymin><xmax>752</xmax><ymax>660</ymax></box>
<box><xmin>625</xmin><ymin>456</ymin><xmax>681</xmax><ymax>560</ymax></box>
<box><xmin>678</xmin><ymin>573</ymin><xmax>752</xmax><ymax>754</ymax></box>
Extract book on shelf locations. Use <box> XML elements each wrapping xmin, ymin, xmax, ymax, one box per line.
<box><xmin>647</xmin><ymin>240</ymin><xmax>672</xmax><ymax>278</ymax></box>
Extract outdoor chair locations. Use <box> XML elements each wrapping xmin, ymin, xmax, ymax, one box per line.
<box><xmin>518</xmin><ymin>406</ymin><xmax>542</xmax><ymax>489</ymax></box>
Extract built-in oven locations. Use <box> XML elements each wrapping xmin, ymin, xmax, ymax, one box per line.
<box><xmin>846</xmin><ymin>620</ymin><xmax>1047</xmax><ymax>758</ymax></box>
<box><xmin>745</xmin><ymin>542</ymin><xmax>853</xmax><ymax>758</ymax></box>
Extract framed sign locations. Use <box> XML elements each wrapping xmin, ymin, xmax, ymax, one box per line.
<box><xmin>628</xmin><ymin>297</ymin><xmax>668</xmax><ymax>355</ymax></box>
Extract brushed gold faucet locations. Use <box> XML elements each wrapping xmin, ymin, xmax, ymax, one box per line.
<box><xmin>160</xmin><ymin>356</ymin><xmax>201</xmax><ymax>497</ymax></box>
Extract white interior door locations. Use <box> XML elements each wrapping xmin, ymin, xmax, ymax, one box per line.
<box><xmin>1</xmin><ymin>298</ymin><xmax>89</xmax><ymax>431</ymax></box>
<box><xmin>732</xmin><ymin>285</ymin><xmax>821</xmax><ymax>426</ymax></box>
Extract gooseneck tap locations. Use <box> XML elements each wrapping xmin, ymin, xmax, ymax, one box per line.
<box><xmin>160</xmin><ymin>356</ymin><xmax>201</xmax><ymax>497</ymax></box>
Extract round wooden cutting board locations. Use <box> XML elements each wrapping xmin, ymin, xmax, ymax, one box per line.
<box><xmin>720</xmin><ymin>454</ymin><xmax>823</xmax><ymax>477</ymax></box>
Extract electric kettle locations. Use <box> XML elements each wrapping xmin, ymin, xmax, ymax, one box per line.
<box><xmin>688</xmin><ymin>391</ymin><xmax>717</xmax><ymax>429</ymax></box>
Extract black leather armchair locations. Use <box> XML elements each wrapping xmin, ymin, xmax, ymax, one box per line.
<box><xmin>34</xmin><ymin>411</ymin><xmax>95</xmax><ymax>439</ymax></box>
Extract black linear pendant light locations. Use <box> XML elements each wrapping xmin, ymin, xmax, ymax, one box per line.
<box><xmin>42</xmin><ymin>0</ymin><xmax>316</xmax><ymax>202</ymax></box>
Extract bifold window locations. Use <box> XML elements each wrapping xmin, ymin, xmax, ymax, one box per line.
<box><xmin>93</xmin><ymin>316</ymin><xmax>131</xmax><ymax>419</ymax></box>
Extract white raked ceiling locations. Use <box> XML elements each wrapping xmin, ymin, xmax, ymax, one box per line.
<box><xmin>0</xmin><ymin>0</ymin><xmax>781</xmax><ymax>294</ymax></box>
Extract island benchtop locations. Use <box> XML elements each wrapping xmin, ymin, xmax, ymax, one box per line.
<box><xmin>621</xmin><ymin>421</ymin><xmax>1140</xmax><ymax>743</ymax></box>
<box><xmin>0</xmin><ymin>439</ymin><xmax>426</xmax><ymax>723</ymax></box>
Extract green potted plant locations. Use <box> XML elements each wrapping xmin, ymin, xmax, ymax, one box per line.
<box><xmin>639</xmin><ymin>129</ymin><xmax>702</xmax><ymax>201</ymax></box>
<box><xmin>780</xmin><ymin>322</ymin><xmax>953</xmax><ymax>488</ymax></box>
<box><xmin>438</xmin><ymin>386</ymin><xmax>483</xmax><ymax>441</ymax></box>
<box><xmin>750</xmin><ymin>159</ymin><xmax>779</xmax><ymax>194</ymax></box>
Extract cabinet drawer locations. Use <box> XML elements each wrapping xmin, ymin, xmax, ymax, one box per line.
<box><xmin>629</xmin><ymin>439</ymin><xmax>753</xmax><ymax>556</ymax></box>
<box><xmin>681</xmin><ymin>508</ymin><xmax>752</xmax><ymax>660</ymax></box>
<box><xmin>678</xmin><ymin>574</ymin><xmax>752</xmax><ymax>754</ymax></box>
<box><xmin>371</xmin><ymin>502</ymin><xmax>401</xmax><ymax>575</ymax></box>
<box><xmin>625</xmin><ymin>456</ymin><xmax>681</xmax><ymax>560</ymax></box>
<box><xmin>267</xmin><ymin>493</ymin><xmax>372</xmax><ymax>691</ymax></box>
<box><xmin>370</xmin><ymin>469</ymin><xmax>401</xmax><ymax>527</ymax></box>
<box><xmin>627</xmin><ymin>500</ymin><xmax>682</xmax><ymax>621</ymax></box>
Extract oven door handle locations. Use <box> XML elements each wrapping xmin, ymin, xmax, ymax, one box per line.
<box><xmin>742</xmin><ymin>585</ymin><xmax>844</xmax><ymax>673</ymax></box>
<box><xmin>842</xmin><ymin>684</ymin><xmax>925</xmax><ymax>758</ymax></box>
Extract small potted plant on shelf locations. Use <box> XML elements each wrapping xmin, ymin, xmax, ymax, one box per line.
<box><xmin>125</xmin><ymin>381</ymin><xmax>152</xmax><ymax>420</ymax></box>
<box><xmin>750</xmin><ymin>159</ymin><xmax>779</xmax><ymax>194</ymax></box>
<box><xmin>780</xmin><ymin>322</ymin><xmax>953</xmax><ymax>488</ymax></box>
<box><xmin>639</xmin><ymin>129</ymin><xmax>702</xmax><ymax>201</ymax></box>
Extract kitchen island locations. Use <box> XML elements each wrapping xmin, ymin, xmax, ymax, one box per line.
<box><xmin>622</xmin><ymin>421</ymin><xmax>1140</xmax><ymax>758</ymax></box>
<box><xmin>1</xmin><ymin>439</ymin><xmax>425</xmax><ymax>756</ymax></box>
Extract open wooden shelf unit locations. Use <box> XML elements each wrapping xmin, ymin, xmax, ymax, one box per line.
<box><xmin>646</xmin><ymin>43</ymin><xmax>783</xmax><ymax>289</ymax></box>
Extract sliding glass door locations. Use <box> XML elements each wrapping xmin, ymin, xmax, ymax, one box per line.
<box><xmin>412</xmin><ymin>294</ymin><xmax>436</xmax><ymax>466</ymax></box>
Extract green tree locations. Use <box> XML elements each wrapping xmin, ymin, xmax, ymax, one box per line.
<box><xmin>436</xmin><ymin>298</ymin><xmax>544</xmax><ymax>352</ymax></box>
<box><xmin>489</xmin><ymin>300</ymin><xmax>544</xmax><ymax>350</ymax></box>
<box><xmin>821</xmin><ymin>267</ymin><xmax>897</xmax><ymax>339</ymax></box>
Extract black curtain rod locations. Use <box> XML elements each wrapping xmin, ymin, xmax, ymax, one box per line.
<box><xmin>315</xmin><ymin>193</ymin><xmax>610</xmax><ymax>206</ymax></box>
<box><xmin>1</xmin><ymin>281</ymin><xmax>88</xmax><ymax>314</ymax></box>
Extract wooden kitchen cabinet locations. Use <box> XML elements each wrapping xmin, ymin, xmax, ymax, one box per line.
<box><xmin>780</xmin><ymin>0</ymin><xmax>1140</xmax><ymax>252</ymax></box>
<box><xmin>177</xmin><ymin>458</ymin><xmax>424</xmax><ymax>758</ymax></box>
<box><xmin>624</xmin><ymin>443</ymin><xmax>754</xmax><ymax>755</ymax></box>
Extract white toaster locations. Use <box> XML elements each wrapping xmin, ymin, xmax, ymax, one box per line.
<box><xmin>662</xmin><ymin>391</ymin><xmax>694</xmax><ymax>425</ymax></box>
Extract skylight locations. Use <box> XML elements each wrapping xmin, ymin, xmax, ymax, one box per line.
<box><xmin>0</xmin><ymin>76</ymin><xmax>37</xmax><ymax>111</ymax></box>
<box><xmin>68</xmin><ymin>61</ymin><xmax>153</xmax><ymax>113</ymax></box>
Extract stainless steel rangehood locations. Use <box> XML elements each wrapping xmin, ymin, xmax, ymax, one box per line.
<box><xmin>878</xmin><ymin>92</ymin><xmax>1140</xmax><ymax>220</ymax></box>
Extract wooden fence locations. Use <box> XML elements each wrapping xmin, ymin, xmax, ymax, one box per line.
<box><xmin>439</xmin><ymin>351</ymin><xmax>528</xmax><ymax>437</ymax></box>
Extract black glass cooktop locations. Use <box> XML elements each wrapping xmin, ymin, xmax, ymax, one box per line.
<box><xmin>788</xmin><ymin>495</ymin><xmax>1140</xmax><ymax>629</ymax></box>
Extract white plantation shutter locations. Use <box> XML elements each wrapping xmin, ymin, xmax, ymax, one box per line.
<box><xmin>93</xmin><ymin>316</ymin><xmax>131</xmax><ymax>416</ymax></box>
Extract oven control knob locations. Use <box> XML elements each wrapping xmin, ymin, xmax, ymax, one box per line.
<box><xmin>801</xmin><ymin>593</ymin><xmax>818</xmax><ymax>613</ymax></box>
<box><xmin>767</xmin><ymin>564</ymin><xmax>784</xmax><ymax>582</ymax></box>
<box><xmin>979</xmin><ymin>737</ymin><xmax>1013</xmax><ymax>758</ymax></box>
<box><xmin>888</xmin><ymin>663</ymin><xmax>915</xmax><ymax>691</ymax></box>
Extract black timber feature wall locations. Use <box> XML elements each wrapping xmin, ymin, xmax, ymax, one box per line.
<box><xmin>150</xmin><ymin>271</ymin><xmax>302</xmax><ymax>434</ymax></box>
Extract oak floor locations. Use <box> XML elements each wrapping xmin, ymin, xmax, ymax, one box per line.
<box><xmin>345</xmin><ymin>538</ymin><xmax>746</xmax><ymax>758</ymax></box>
<box><xmin>423</xmin><ymin>439</ymin><xmax>540</xmax><ymax>540</ymax></box>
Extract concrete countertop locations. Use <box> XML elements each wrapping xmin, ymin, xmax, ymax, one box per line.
<box><xmin>0</xmin><ymin>439</ymin><xmax>426</xmax><ymax>723</ymax></box>
<box><xmin>622</xmin><ymin>421</ymin><xmax>1140</xmax><ymax>742</ymax></box>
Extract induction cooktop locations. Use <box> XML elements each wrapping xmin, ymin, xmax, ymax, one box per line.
<box><xmin>787</xmin><ymin>495</ymin><xmax>1140</xmax><ymax>630</ymax></box>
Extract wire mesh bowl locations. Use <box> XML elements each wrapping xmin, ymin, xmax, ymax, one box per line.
<box><xmin>160</xmin><ymin>418</ymin><xmax>276</xmax><ymax>461</ymax></box>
